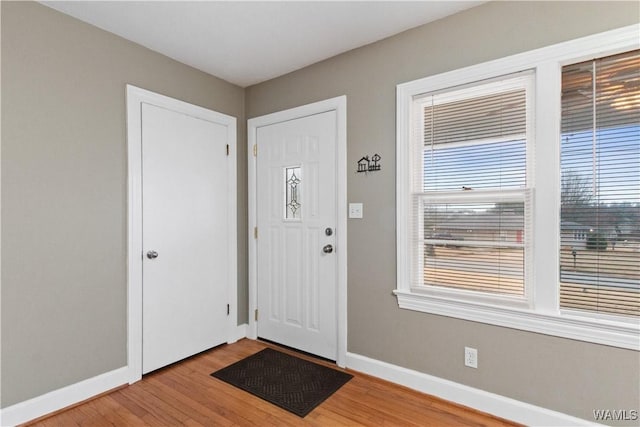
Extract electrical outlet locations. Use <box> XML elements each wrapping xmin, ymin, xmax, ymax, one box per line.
<box><xmin>464</xmin><ymin>347</ymin><xmax>478</xmax><ymax>368</ymax></box>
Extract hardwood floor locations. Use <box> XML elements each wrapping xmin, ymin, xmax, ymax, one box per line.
<box><xmin>25</xmin><ymin>339</ymin><xmax>519</xmax><ymax>427</ymax></box>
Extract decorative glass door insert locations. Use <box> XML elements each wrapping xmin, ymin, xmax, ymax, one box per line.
<box><xmin>285</xmin><ymin>166</ymin><xmax>302</xmax><ymax>219</ymax></box>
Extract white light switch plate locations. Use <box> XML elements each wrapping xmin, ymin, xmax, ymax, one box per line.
<box><xmin>349</xmin><ymin>203</ymin><xmax>363</xmax><ymax>219</ymax></box>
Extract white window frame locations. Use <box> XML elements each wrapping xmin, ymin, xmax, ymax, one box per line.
<box><xmin>415</xmin><ymin>73</ymin><xmax>534</xmax><ymax>309</ymax></box>
<box><xmin>396</xmin><ymin>24</ymin><xmax>640</xmax><ymax>350</ymax></box>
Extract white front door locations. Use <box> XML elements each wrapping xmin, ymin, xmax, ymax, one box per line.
<box><xmin>141</xmin><ymin>103</ymin><xmax>229</xmax><ymax>374</ymax></box>
<box><xmin>256</xmin><ymin>110</ymin><xmax>338</xmax><ymax>360</ymax></box>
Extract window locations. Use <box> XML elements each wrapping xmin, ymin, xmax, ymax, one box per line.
<box><xmin>412</xmin><ymin>74</ymin><xmax>533</xmax><ymax>304</ymax></box>
<box><xmin>560</xmin><ymin>50</ymin><xmax>640</xmax><ymax>317</ymax></box>
<box><xmin>285</xmin><ymin>166</ymin><xmax>302</xmax><ymax>219</ymax></box>
<box><xmin>396</xmin><ymin>24</ymin><xmax>639</xmax><ymax>350</ymax></box>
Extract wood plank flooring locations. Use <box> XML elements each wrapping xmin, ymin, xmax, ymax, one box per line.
<box><xmin>24</xmin><ymin>339</ymin><xmax>520</xmax><ymax>427</ymax></box>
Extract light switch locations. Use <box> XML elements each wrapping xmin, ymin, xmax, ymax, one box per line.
<box><xmin>349</xmin><ymin>203</ymin><xmax>363</xmax><ymax>219</ymax></box>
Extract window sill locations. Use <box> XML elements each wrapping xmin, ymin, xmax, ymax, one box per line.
<box><xmin>394</xmin><ymin>289</ymin><xmax>640</xmax><ymax>350</ymax></box>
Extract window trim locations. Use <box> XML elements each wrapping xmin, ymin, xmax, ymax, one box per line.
<box><xmin>396</xmin><ymin>24</ymin><xmax>640</xmax><ymax>350</ymax></box>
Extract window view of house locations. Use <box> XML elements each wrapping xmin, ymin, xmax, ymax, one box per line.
<box><xmin>416</xmin><ymin>74</ymin><xmax>532</xmax><ymax>297</ymax></box>
<box><xmin>411</xmin><ymin>51</ymin><xmax>639</xmax><ymax>316</ymax></box>
<box><xmin>560</xmin><ymin>50</ymin><xmax>640</xmax><ymax>317</ymax></box>
<box><xmin>423</xmin><ymin>201</ymin><xmax>525</xmax><ymax>295</ymax></box>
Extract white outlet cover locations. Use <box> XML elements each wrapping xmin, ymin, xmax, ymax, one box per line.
<box><xmin>349</xmin><ymin>203</ymin><xmax>363</xmax><ymax>219</ymax></box>
<box><xmin>464</xmin><ymin>346</ymin><xmax>478</xmax><ymax>368</ymax></box>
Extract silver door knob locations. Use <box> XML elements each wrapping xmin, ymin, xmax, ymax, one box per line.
<box><xmin>322</xmin><ymin>244</ymin><xmax>333</xmax><ymax>254</ymax></box>
<box><xmin>146</xmin><ymin>250</ymin><xmax>158</xmax><ymax>259</ymax></box>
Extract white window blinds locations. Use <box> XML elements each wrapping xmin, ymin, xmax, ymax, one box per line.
<box><xmin>560</xmin><ymin>50</ymin><xmax>640</xmax><ymax>317</ymax></box>
<box><xmin>411</xmin><ymin>74</ymin><xmax>533</xmax><ymax>298</ymax></box>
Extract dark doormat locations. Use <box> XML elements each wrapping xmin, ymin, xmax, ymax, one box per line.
<box><xmin>210</xmin><ymin>347</ymin><xmax>353</xmax><ymax>417</ymax></box>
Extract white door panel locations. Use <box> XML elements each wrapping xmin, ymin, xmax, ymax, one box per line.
<box><xmin>141</xmin><ymin>103</ymin><xmax>228</xmax><ymax>373</ymax></box>
<box><xmin>257</xmin><ymin>111</ymin><xmax>337</xmax><ymax>360</ymax></box>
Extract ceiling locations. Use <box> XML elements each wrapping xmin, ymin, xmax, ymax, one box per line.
<box><xmin>41</xmin><ymin>1</ymin><xmax>484</xmax><ymax>87</ymax></box>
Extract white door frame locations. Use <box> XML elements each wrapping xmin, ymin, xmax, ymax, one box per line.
<box><xmin>126</xmin><ymin>85</ymin><xmax>237</xmax><ymax>383</ymax></box>
<box><xmin>247</xmin><ymin>96</ymin><xmax>347</xmax><ymax>367</ymax></box>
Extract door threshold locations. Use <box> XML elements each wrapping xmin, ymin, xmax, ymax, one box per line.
<box><xmin>257</xmin><ymin>337</ymin><xmax>336</xmax><ymax>364</ymax></box>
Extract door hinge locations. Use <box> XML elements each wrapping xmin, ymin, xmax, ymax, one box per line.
<box><xmin>254</xmin><ymin>309</ymin><xmax>259</xmax><ymax>321</ymax></box>
<box><xmin>254</xmin><ymin>227</ymin><xmax>258</xmax><ymax>239</ymax></box>
<box><xmin>226</xmin><ymin>144</ymin><xmax>230</xmax><ymax>156</ymax></box>
<box><xmin>227</xmin><ymin>304</ymin><xmax>230</xmax><ymax>316</ymax></box>
<box><xmin>253</xmin><ymin>144</ymin><xmax>257</xmax><ymax>157</ymax></box>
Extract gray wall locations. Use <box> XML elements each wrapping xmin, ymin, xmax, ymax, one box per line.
<box><xmin>2</xmin><ymin>0</ymin><xmax>639</xmax><ymax>424</ymax></box>
<box><xmin>1</xmin><ymin>1</ymin><xmax>246</xmax><ymax>407</ymax></box>
<box><xmin>246</xmin><ymin>1</ymin><xmax>640</xmax><ymax>424</ymax></box>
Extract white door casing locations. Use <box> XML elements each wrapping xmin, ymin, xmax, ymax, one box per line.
<box><xmin>248</xmin><ymin>96</ymin><xmax>347</xmax><ymax>366</ymax></box>
<box><xmin>126</xmin><ymin>85</ymin><xmax>237</xmax><ymax>382</ymax></box>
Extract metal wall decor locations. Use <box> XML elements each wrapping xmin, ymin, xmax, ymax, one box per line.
<box><xmin>357</xmin><ymin>153</ymin><xmax>382</xmax><ymax>173</ymax></box>
<box><xmin>285</xmin><ymin>166</ymin><xmax>302</xmax><ymax>219</ymax></box>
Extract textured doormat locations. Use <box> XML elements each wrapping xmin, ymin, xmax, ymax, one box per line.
<box><xmin>210</xmin><ymin>348</ymin><xmax>353</xmax><ymax>417</ymax></box>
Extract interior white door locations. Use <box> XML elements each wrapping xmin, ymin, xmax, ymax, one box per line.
<box><xmin>141</xmin><ymin>103</ymin><xmax>228</xmax><ymax>374</ymax></box>
<box><xmin>256</xmin><ymin>110</ymin><xmax>338</xmax><ymax>360</ymax></box>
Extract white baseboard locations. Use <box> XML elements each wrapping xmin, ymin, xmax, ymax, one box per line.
<box><xmin>345</xmin><ymin>352</ymin><xmax>602</xmax><ymax>427</ymax></box>
<box><xmin>1</xmin><ymin>324</ymin><xmax>248</xmax><ymax>426</ymax></box>
<box><xmin>0</xmin><ymin>344</ymin><xmax>598</xmax><ymax>426</ymax></box>
<box><xmin>0</xmin><ymin>366</ymin><xmax>128</xmax><ymax>427</ymax></box>
<box><xmin>228</xmin><ymin>323</ymin><xmax>248</xmax><ymax>344</ymax></box>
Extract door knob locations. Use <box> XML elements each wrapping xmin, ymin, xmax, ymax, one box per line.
<box><xmin>322</xmin><ymin>244</ymin><xmax>333</xmax><ymax>254</ymax></box>
<box><xmin>146</xmin><ymin>250</ymin><xmax>159</xmax><ymax>259</ymax></box>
